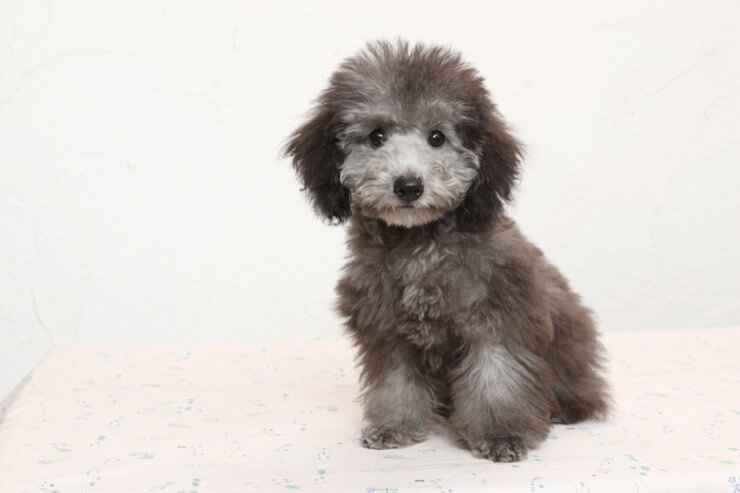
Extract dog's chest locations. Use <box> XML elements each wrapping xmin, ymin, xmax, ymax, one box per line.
<box><xmin>390</xmin><ymin>242</ymin><xmax>450</xmax><ymax>321</ymax></box>
<box><xmin>340</xmin><ymin>227</ymin><xmax>490</xmax><ymax>347</ymax></box>
<box><xmin>387</xmin><ymin>240</ymin><xmax>487</xmax><ymax>326</ymax></box>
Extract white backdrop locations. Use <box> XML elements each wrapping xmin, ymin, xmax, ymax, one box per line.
<box><xmin>1</xmin><ymin>0</ymin><xmax>739</xmax><ymax>399</ymax></box>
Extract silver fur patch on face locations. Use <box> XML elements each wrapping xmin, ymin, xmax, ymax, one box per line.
<box><xmin>339</xmin><ymin>128</ymin><xmax>479</xmax><ymax>227</ymax></box>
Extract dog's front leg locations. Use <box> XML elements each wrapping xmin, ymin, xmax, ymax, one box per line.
<box><xmin>359</xmin><ymin>340</ymin><xmax>438</xmax><ymax>449</ymax></box>
<box><xmin>449</xmin><ymin>342</ymin><xmax>553</xmax><ymax>462</ymax></box>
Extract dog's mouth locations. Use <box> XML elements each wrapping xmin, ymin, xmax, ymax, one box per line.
<box><xmin>371</xmin><ymin>204</ymin><xmax>447</xmax><ymax>228</ymax></box>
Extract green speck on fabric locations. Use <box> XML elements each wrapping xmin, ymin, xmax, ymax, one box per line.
<box><xmin>382</xmin><ymin>454</ymin><xmax>412</xmax><ymax>460</ymax></box>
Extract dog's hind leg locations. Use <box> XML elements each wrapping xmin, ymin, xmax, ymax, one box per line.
<box><xmin>543</xmin><ymin>266</ymin><xmax>611</xmax><ymax>424</ymax></box>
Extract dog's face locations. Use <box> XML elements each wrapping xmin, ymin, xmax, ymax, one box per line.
<box><xmin>285</xmin><ymin>41</ymin><xmax>522</xmax><ymax>230</ymax></box>
<box><xmin>337</xmin><ymin>101</ymin><xmax>480</xmax><ymax>228</ymax></box>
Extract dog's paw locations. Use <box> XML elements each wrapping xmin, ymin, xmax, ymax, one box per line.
<box><xmin>360</xmin><ymin>423</ymin><xmax>426</xmax><ymax>450</ymax></box>
<box><xmin>469</xmin><ymin>437</ymin><xmax>528</xmax><ymax>462</ymax></box>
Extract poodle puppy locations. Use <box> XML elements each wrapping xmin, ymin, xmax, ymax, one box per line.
<box><xmin>284</xmin><ymin>40</ymin><xmax>610</xmax><ymax>462</ymax></box>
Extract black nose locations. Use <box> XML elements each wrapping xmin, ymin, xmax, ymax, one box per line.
<box><xmin>393</xmin><ymin>176</ymin><xmax>424</xmax><ymax>204</ymax></box>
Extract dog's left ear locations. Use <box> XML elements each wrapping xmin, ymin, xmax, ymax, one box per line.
<box><xmin>456</xmin><ymin>104</ymin><xmax>523</xmax><ymax>231</ymax></box>
<box><xmin>284</xmin><ymin>100</ymin><xmax>351</xmax><ymax>224</ymax></box>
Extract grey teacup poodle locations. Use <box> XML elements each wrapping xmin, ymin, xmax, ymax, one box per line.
<box><xmin>285</xmin><ymin>40</ymin><xmax>610</xmax><ymax>462</ymax></box>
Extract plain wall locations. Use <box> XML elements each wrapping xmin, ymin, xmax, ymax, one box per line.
<box><xmin>1</xmin><ymin>0</ymin><xmax>739</xmax><ymax>398</ymax></box>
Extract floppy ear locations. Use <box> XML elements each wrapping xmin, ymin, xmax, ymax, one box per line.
<box><xmin>456</xmin><ymin>108</ymin><xmax>523</xmax><ymax>231</ymax></box>
<box><xmin>284</xmin><ymin>101</ymin><xmax>351</xmax><ymax>224</ymax></box>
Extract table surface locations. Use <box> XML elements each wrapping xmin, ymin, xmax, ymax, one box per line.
<box><xmin>1</xmin><ymin>327</ymin><xmax>738</xmax><ymax>492</ymax></box>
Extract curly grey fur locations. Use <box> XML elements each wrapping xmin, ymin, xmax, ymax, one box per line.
<box><xmin>285</xmin><ymin>40</ymin><xmax>610</xmax><ymax>462</ymax></box>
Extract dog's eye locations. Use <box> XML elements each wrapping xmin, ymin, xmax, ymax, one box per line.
<box><xmin>368</xmin><ymin>128</ymin><xmax>385</xmax><ymax>148</ymax></box>
<box><xmin>428</xmin><ymin>130</ymin><xmax>445</xmax><ymax>147</ymax></box>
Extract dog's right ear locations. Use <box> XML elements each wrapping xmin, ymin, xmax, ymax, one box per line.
<box><xmin>283</xmin><ymin>100</ymin><xmax>351</xmax><ymax>224</ymax></box>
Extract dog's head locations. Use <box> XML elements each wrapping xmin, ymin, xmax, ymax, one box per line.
<box><xmin>284</xmin><ymin>40</ymin><xmax>522</xmax><ymax>230</ymax></box>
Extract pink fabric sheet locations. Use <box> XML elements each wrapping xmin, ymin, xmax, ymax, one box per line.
<box><xmin>1</xmin><ymin>327</ymin><xmax>738</xmax><ymax>492</ymax></box>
